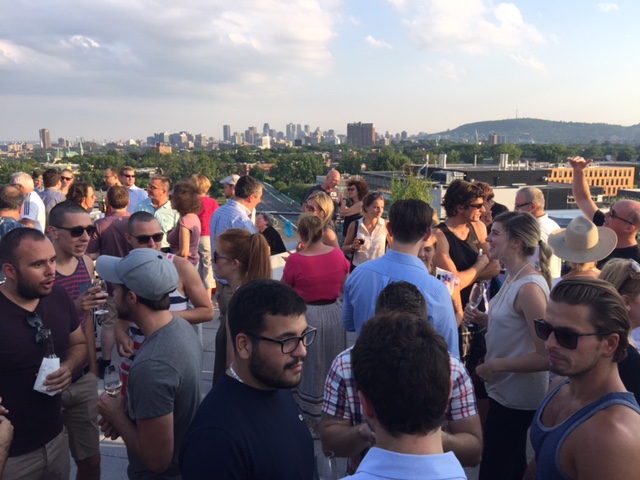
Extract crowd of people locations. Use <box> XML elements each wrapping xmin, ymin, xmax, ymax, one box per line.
<box><xmin>1</xmin><ymin>159</ymin><xmax>640</xmax><ymax>480</ymax></box>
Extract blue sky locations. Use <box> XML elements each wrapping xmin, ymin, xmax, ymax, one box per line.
<box><xmin>1</xmin><ymin>0</ymin><xmax>638</xmax><ymax>142</ymax></box>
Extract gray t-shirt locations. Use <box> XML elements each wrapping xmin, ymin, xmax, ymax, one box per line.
<box><xmin>126</xmin><ymin>316</ymin><xmax>202</xmax><ymax>480</ymax></box>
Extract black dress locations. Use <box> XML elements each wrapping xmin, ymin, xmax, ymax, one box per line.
<box><xmin>261</xmin><ymin>226</ymin><xmax>287</xmax><ymax>255</ymax></box>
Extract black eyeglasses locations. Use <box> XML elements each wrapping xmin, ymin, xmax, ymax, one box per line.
<box><xmin>27</xmin><ymin>313</ymin><xmax>49</xmax><ymax>345</ymax></box>
<box><xmin>61</xmin><ymin>176</ymin><xmax>73</xmax><ymax>181</ymax></box>
<box><xmin>534</xmin><ymin>319</ymin><xmax>612</xmax><ymax>350</ymax></box>
<box><xmin>131</xmin><ymin>232</ymin><xmax>164</xmax><ymax>244</ymax></box>
<box><xmin>515</xmin><ymin>201</ymin><xmax>532</xmax><ymax>209</ymax></box>
<box><xmin>609</xmin><ymin>208</ymin><xmax>635</xmax><ymax>227</ymax></box>
<box><xmin>213</xmin><ymin>251</ymin><xmax>236</xmax><ymax>263</ymax></box>
<box><xmin>52</xmin><ymin>225</ymin><xmax>97</xmax><ymax>237</ymax></box>
<box><xmin>246</xmin><ymin>327</ymin><xmax>317</xmax><ymax>354</ymax></box>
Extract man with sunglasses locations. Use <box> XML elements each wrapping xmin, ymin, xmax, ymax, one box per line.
<box><xmin>180</xmin><ymin>279</ymin><xmax>314</xmax><ymax>479</ymax></box>
<box><xmin>119</xmin><ymin>166</ymin><xmax>147</xmax><ymax>214</ymax></box>
<box><xmin>49</xmin><ymin>201</ymin><xmax>108</xmax><ymax>480</ymax></box>
<box><xmin>133</xmin><ymin>174</ymin><xmax>178</xmax><ymax>252</ymax></box>
<box><xmin>569</xmin><ymin>156</ymin><xmax>640</xmax><ymax>267</ymax></box>
<box><xmin>0</xmin><ymin>228</ymin><xmax>87</xmax><ymax>479</ymax></box>
<box><xmin>87</xmin><ymin>186</ymin><xmax>132</xmax><ymax>378</ymax></box>
<box><xmin>525</xmin><ymin>278</ymin><xmax>640</xmax><ymax>480</ymax></box>
<box><xmin>96</xmin><ymin>248</ymin><xmax>202</xmax><ymax>480</ymax></box>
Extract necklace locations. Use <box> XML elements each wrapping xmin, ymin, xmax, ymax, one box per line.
<box><xmin>228</xmin><ymin>364</ymin><xmax>244</xmax><ymax>383</ymax></box>
<box><xmin>508</xmin><ymin>262</ymin><xmax>530</xmax><ymax>284</ymax></box>
<box><xmin>486</xmin><ymin>262</ymin><xmax>532</xmax><ymax>326</ymax></box>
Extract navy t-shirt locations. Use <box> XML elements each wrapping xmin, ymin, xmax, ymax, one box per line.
<box><xmin>180</xmin><ymin>373</ymin><xmax>314</xmax><ymax>479</ymax></box>
<box><xmin>593</xmin><ymin>210</ymin><xmax>640</xmax><ymax>268</ymax></box>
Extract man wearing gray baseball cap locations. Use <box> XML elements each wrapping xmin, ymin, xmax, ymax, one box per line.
<box><xmin>95</xmin><ymin>248</ymin><xmax>202</xmax><ymax>479</ymax></box>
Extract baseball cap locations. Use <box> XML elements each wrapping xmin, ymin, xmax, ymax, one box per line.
<box><xmin>96</xmin><ymin>248</ymin><xmax>179</xmax><ymax>301</ymax></box>
<box><xmin>220</xmin><ymin>174</ymin><xmax>240</xmax><ymax>185</ymax></box>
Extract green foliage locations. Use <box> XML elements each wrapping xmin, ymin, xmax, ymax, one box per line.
<box><xmin>368</xmin><ymin>147</ymin><xmax>411</xmax><ymax>171</ymax></box>
<box><xmin>390</xmin><ymin>173</ymin><xmax>433</xmax><ymax>206</ymax></box>
<box><xmin>269</xmin><ymin>153</ymin><xmax>325</xmax><ymax>184</ymax></box>
<box><xmin>338</xmin><ymin>152</ymin><xmax>363</xmax><ymax>175</ymax></box>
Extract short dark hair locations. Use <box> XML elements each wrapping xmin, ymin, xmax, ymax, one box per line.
<box><xmin>120</xmin><ymin>284</ymin><xmax>171</xmax><ymax>311</ymax></box>
<box><xmin>119</xmin><ymin>166</ymin><xmax>135</xmax><ymax>176</ymax></box>
<box><xmin>0</xmin><ymin>228</ymin><xmax>47</xmax><ymax>267</ymax></box>
<box><xmin>42</xmin><ymin>169</ymin><xmax>61</xmax><ymax>188</ymax></box>
<box><xmin>66</xmin><ymin>182</ymin><xmax>92</xmax><ymax>205</ymax></box>
<box><xmin>352</xmin><ymin>312</ymin><xmax>450</xmax><ymax>436</ymax></box>
<box><xmin>128</xmin><ymin>211</ymin><xmax>157</xmax><ymax>234</ymax></box>
<box><xmin>388</xmin><ymin>199</ymin><xmax>433</xmax><ymax>244</ymax></box>
<box><xmin>171</xmin><ymin>181</ymin><xmax>202</xmax><ymax>216</ymax></box>
<box><xmin>149</xmin><ymin>174</ymin><xmax>171</xmax><ymax>191</ymax></box>
<box><xmin>375</xmin><ymin>281</ymin><xmax>427</xmax><ymax>318</ymax></box>
<box><xmin>550</xmin><ymin>277</ymin><xmax>630</xmax><ymax>363</ymax></box>
<box><xmin>234</xmin><ymin>176</ymin><xmax>262</xmax><ymax>200</ymax></box>
<box><xmin>107</xmin><ymin>186</ymin><xmax>129</xmax><ymax>210</ymax></box>
<box><xmin>442</xmin><ymin>180</ymin><xmax>486</xmax><ymax>218</ymax></box>
<box><xmin>0</xmin><ymin>185</ymin><xmax>24</xmax><ymax>211</ymax></box>
<box><xmin>49</xmin><ymin>201</ymin><xmax>90</xmax><ymax>227</ymax></box>
<box><xmin>228</xmin><ymin>279</ymin><xmax>306</xmax><ymax>347</ymax></box>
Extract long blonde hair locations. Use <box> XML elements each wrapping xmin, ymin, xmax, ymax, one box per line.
<box><xmin>217</xmin><ymin>229</ymin><xmax>272</xmax><ymax>283</ymax></box>
<box><xmin>307</xmin><ymin>191</ymin><xmax>334</xmax><ymax>228</ymax></box>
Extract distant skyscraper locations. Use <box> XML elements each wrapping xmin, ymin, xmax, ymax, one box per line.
<box><xmin>304</xmin><ymin>124</ymin><xmax>310</xmax><ymax>135</ymax></box>
<box><xmin>346</xmin><ymin>122</ymin><xmax>376</xmax><ymax>147</ymax></box>
<box><xmin>286</xmin><ymin>123</ymin><xmax>296</xmax><ymax>142</ymax></box>
<box><xmin>223</xmin><ymin>125</ymin><xmax>231</xmax><ymax>142</ymax></box>
<box><xmin>39</xmin><ymin>128</ymin><xmax>51</xmax><ymax>149</ymax></box>
<box><xmin>262</xmin><ymin>123</ymin><xmax>270</xmax><ymax>136</ymax></box>
<box><xmin>401</xmin><ymin>131</ymin><xmax>408</xmax><ymax>141</ymax></box>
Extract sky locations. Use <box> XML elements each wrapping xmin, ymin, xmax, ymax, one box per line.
<box><xmin>2</xmin><ymin>0</ymin><xmax>639</xmax><ymax>142</ymax></box>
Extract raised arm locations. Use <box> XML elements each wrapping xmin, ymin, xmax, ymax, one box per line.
<box><xmin>568</xmin><ymin>156</ymin><xmax>598</xmax><ymax>220</ymax></box>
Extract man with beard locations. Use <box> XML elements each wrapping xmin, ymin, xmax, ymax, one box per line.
<box><xmin>180</xmin><ymin>280</ymin><xmax>314</xmax><ymax>479</ymax></box>
<box><xmin>49</xmin><ymin>201</ymin><xmax>107</xmax><ymax>480</ymax></box>
<box><xmin>526</xmin><ymin>278</ymin><xmax>640</xmax><ymax>479</ymax></box>
<box><xmin>96</xmin><ymin>248</ymin><xmax>202</xmax><ymax>479</ymax></box>
<box><xmin>0</xmin><ymin>228</ymin><xmax>87</xmax><ymax>479</ymax></box>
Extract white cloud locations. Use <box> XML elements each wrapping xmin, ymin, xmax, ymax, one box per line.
<box><xmin>425</xmin><ymin>59</ymin><xmax>466</xmax><ymax>81</ymax></box>
<box><xmin>510</xmin><ymin>54</ymin><xmax>547</xmax><ymax>72</ymax></box>
<box><xmin>401</xmin><ymin>0</ymin><xmax>545</xmax><ymax>54</ymax></box>
<box><xmin>365</xmin><ymin>35</ymin><xmax>392</xmax><ymax>49</ymax></box>
<box><xmin>597</xmin><ymin>3</ymin><xmax>619</xmax><ymax>12</ymax></box>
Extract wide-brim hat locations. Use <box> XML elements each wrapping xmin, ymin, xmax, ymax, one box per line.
<box><xmin>547</xmin><ymin>216</ymin><xmax>616</xmax><ymax>264</ymax></box>
<box><xmin>220</xmin><ymin>174</ymin><xmax>240</xmax><ymax>185</ymax></box>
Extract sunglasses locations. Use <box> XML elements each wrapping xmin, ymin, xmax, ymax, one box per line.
<box><xmin>609</xmin><ymin>208</ymin><xmax>635</xmax><ymax>227</ymax></box>
<box><xmin>534</xmin><ymin>319</ymin><xmax>612</xmax><ymax>350</ymax></box>
<box><xmin>213</xmin><ymin>251</ymin><xmax>236</xmax><ymax>263</ymax></box>
<box><xmin>53</xmin><ymin>225</ymin><xmax>97</xmax><ymax>238</ymax></box>
<box><xmin>26</xmin><ymin>313</ymin><xmax>49</xmax><ymax>345</ymax></box>
<box><xmin>61</xmin><ymin>176</ymin><xmax>73</xmax><ymax>181</ymax></box>
<box><xmin>304</xmin><ymin>204</ymin><xmax>319</xmax><ymax>213</ymax></box>
<box><xmin>515</xmin><ymin>201</ymin><xmax>532</xmax><ymax>209</ymax></box>
<box><xmin>122</xmin><ymin>174</ymin><xmax>136</xmax><ymax>178</ymax></box>
<box><xmin>468</xmin><ymin>203</ymin><xmax>484</xmax><ymax>210</ymax></box>
<box><xmin>131</xmin><ymin>232</ymin><xmax>164</xmax><ymax>244</ymax></box>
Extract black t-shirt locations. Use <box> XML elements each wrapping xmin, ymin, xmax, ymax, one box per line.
<box><xmin>180</xmin><ymin>374</ymin><xmax>314</xmax><ymax>479</ymax></box>
<box><xmin>261</xmin><ymin>226</ymin><xmax>287</xmax><ymax>255</ymax></box>
<box><xmin>593</xmin><ymin>210</ymin><xmax>640</xmax><ymax>268</ymax></box>
<box><xmin>618</xmin><ymin>345</ymin><xmax>640</xmax><ymax>405</ymax></box>
<box><xmin>0</xmin><ymin>285</ymin><xmax>79</xmax><ymax>456</ymax></box>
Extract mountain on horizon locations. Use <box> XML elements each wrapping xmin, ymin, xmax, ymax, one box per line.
<box><xmin>432</xmin><ymin>118</ymin><xmax>640</xmax><ymax>145</ymax></box>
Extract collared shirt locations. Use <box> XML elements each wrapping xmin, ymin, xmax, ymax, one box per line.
<box><xmin>344</xmin><ymin>447</ymin><xmax>466</xmax><ymax>480</ymax></box>
<box><xmin>126</xmin><ymin>185</ymin><xmax>148</xmax><ymax>214</ymax></box>
<box><xmin>133</xmin><ymin>198</ymin><xmax>179</xmax><ymax>249</ymax></box>
<box><xmin>342</xmin><ymin>249</ymin><xmax>459</xmax><ymax>356</ymax></box>
<box><xmin>209</xmin><ymin>199</ymin><xmax>256</xmax><ymax>283</ymax></box>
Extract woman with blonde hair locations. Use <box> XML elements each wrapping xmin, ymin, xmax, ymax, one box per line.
<box><xmin>213</xmin><ymin>228</ymin><xmax>272</xmax><ymax>381</ymax></box>
<box><xmin>464</xmin><ymin>211</ymin><xmax>552</xmax><ymax>480</ymax></box>
<box><xmin>168</xmin><ymin>181</ymin><xmax>202</xmax><ymax>267</ymax></box>
<box><xmin>303</xmin><ymin>191</ymin><xmax>339</xmax><ymax>248</ymax></box>
<box><xmin>283</xmin><ymin>213</ymin><xmax>350</xmax><ymax>436</ymax></box>
<box><xmin>191</xmin><ymin>174</ymin><xmax>219</xmax><ymax>299</ymax></box>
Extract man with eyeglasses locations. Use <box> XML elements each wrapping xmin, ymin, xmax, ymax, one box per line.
<box><xmin>525</xmin><ymin>278</ymin><xmax>640</xmax><ymax>480</ymax></box>
<box><xmin>49</xmin><ymin>201</ymin><xmax>108</xmax><ymax>480</ymax></box>
<box><xmin>119</xmin><ymin>166</ymin><xmax>147</xmax><ymax>214</ymax></box>
<box><xmin>96</xmin><ymin>248</ymin><xmax>202</xmax><ymax>480</ymax></box>
<box><xmin>180</xmin><ymin>279</ymin><xmax>314</xmax><ymax>479</ymax></box>
<box><xmin>103</xmin><ymin>168</ymin><xmax>122</xmax><ymax>188</ymax></box>
<box><xmin>514</xmin><ymin>186</ymin><xmax>562</xmax><ymax>279</ymax></box>
<box><xmin>0</xmin><ymin>228</ymin><xmax>87</xmax><ymax>479</ymax></box>
<box><xmin>133</xmin><ymin>174</ymin><xmax>178</xmax><ymax>252</ymax></box>
<box><xmin>209</xmin><ymin>175</ymin><xmax>263</xmax><ymax>382</ymax></box>
<box><xmin>569</xmin><ymin>156</ymin><xmax>640</xmax><ymax>267</ymax></box>
<box><xmin>87</xmin><ymin>186</ymin><xmax>132</xmax><ymax>378</ymax></box>
<box><xmin>10</xmin><ymin>171</ymin><xmax>47</xmax><ymax>232</ymax></box>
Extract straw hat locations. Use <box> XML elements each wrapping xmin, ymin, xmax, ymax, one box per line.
<box><xmin>547</xmin><ymin>216</ymin><xmax>616</xmax><ymax>264</ymax></box>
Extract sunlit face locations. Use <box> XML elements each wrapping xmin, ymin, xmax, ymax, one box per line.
<box><xmin>347</xmin><ymin>185</ymin><xmax>359</xmax><ymax>201</ymax></box>
<box><xmin>544</xmin><ymin>300</ymin><xmax>608</xmax><ymax>377</ymax></box>
<box><xmin>120</xmin><ymin>170</ymin><xmax>136</xmax><ymax>188</ymax></box>
<box><xmin>305</xmin><ymin>198</ymin><xmax>324</xmax><ymax>219</ymax></box>
<box><xmin>60</xmin><ymin>172</ymin><xmax>74</xmax><ymax>191</ymax></box>
<box><xmin>419</xmin><ymin>235</ymin><xmax>437</xmax><ymax>267</ymax></box>
<box><xmin>604</xmin><ymin>201</ymin><xmax>636</xmax><ymax>236</ymax></box>
<box><xmin>364</xmin><ymin>198</ymin><xmax>384</xmax><ymax>219</ymax></box>
<box><xmin>462</xmin><ymin>198</ymin><xmax>485</xmax><ymax>222</ymax></box>
<box><xmin>147</xmin><ymin>179</ymin><xmax>167</xmax><ymax>204</ymax></box>
<box><xmin>84</xmin><ymin>186</ymin><xmax>96</xmax><ymax>211</ymax></box>
<box><xmin>223</xmin><ymin>183</ymin><xmax>235</xmax><ymax>199</ymax></box>
<box><xmin>127</xmin><ymin>219</ymin><xmax>163</xmax><ymax>252</ymax></box>
<box><xmin>7</xmin><ymin>238</ymin><xmax>57</xmax><ymax>299</ymax></box>
<box><xmin>247</xmin><ymin>313</ymin><xmax>308</xmax><ymax>389</ymax></box>
<box><xmin>486</xmin><ymin>221</ymin><xmax>510</xmax><ymax>261</ymax></box>
<box><xmin>213</xmin><ymin>242</ymin><xmax>238</xmax><ymax>281</ymax></box>
<box><xmin>625</xmin><ymin>292</ymin><xmax>640</xmax><ymax>330</ymax></box>
<box><xmin>325</xmin><ymin>171</ymin><xmax>340</xmax><ymax>190</ymax></box>
<box><xmin>50</xmin><ymin>212</ymin><xmax>92</xmax><ymax>258</ymax></box>
<box><xmin>104</xmin><ymin>170</ymin><xmax>119</xmax><ymax>187</ymax></box>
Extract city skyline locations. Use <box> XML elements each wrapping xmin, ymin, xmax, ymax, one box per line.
<box><xmin>2</xmin><ymin>1</ymin><xmax>639</xmax><ymax>142</ymax></box>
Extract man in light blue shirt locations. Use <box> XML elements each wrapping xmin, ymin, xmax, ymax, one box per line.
<box><xmin>119</xmin><ymin>166</ymin><xmax>148</xmax><ymax>214</ymax></box>
<box><xmin>344</xmin><ymin>312</ymin><xmax>466</xmax><ymax>480</ymax></box>
<box><xmin>342</xmin><ymin>199</ymin><xmax>459</xmax><ymax>356</ymax></box>
<box><xmin>133</xmin><ymin>174</ymin><xmax>178</xmax><ymax>251</ymax></box>
<box><xmin>209</xmin><ymin>175</ymin><xmax>263</xmax><ymax>381</ymax></box>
